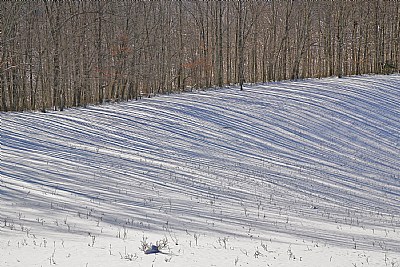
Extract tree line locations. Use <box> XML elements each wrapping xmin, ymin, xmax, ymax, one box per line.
<box><xmin>1</xmin><ymin>1</ymin><xmax>399</xmax><ymax>112</ymax></box>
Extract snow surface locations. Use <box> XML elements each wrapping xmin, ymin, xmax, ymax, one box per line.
<box><xmin>1</xmin><ymin>75</ymin><xmax>400</xmax><ymax>267</ymax></box>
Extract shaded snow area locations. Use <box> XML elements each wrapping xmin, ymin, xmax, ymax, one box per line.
<box><xmin>1</xmin><ymin>75</ymin><xmax>400</xmax><ymax>267</ymax></box>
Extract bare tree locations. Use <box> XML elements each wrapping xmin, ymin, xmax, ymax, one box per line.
<box><xmin>1</xmin><ymin>1</ymin><xmax>399</xmax><ymax>112</ymax></box>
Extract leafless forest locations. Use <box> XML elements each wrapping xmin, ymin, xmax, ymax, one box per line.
<box><xmin>1</xmin><ymin>1</ymin><xmax>399</xmax><ymax>112</ymax></box>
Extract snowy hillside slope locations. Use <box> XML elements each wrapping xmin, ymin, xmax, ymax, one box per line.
<box><xmin>1</xmin><ymin>75</ymin><xmax>399</xmax><ymax>267</ymax></box>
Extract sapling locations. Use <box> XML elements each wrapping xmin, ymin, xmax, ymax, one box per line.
<box><xmin>50</xmin><ymin>248</ymin><xmax>56</xmax><ymax>265</ymax></box>
<box><xmin>261</xmin><ymin>241</ymin><xmax>268</xmax><ymax>252</ymax></box>
<box><xmin>140</xmin><ymin>236</ymin><xmax>151</xmax><ymax>252</ymax></box>
<box><xmin>122</xmin><ymin>246</ymin><xmax>137</xmax><ymax>261</ymax></box>
<box><xmin>240</xmin><ymin>248</ymin><xmax>248</xmax><ymax>256</ymax></box>
<box><xmin>254</xmin><ymin>249</ymin><xmax>262</xmax><ymax>258</ymax></box>
<box><xmin>90</xmin><ymin>235</ymin><xmax>96</xmax><ymax>247</ymax></box>
<box><xmin>123</xmin><ymin>226</ymin><xmax>128</xmax><ymax>239</ymax></box>
<box><xmin>218</xmin><ymin>237</ymin><xmax>228</xmax><ymax>249</ymax></box>
<box><xmin>287</xmin><ymin>245</ymin><xmax>295</xmax><ymax>260</ymax></box>
<box><xmin>156</xmin><ymin>237</ymin><xmax>169</xmax><ymax>250</ymax></box>
<box><xmin>169</xmin><ymin>232</ymin><xmax>179</xmax><ymax>245</ymax></box>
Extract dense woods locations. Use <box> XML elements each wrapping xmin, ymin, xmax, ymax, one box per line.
<box><xmin>1</xmin><ymin>1</ymin><xmax>399</xmax><ymax>112</ymax></box>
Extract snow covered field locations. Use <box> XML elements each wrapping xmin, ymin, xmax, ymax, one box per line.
<box><xmin>1</xmin><ymin>75</ymin><xmax>399</xmax><ymax>267</ymax></box>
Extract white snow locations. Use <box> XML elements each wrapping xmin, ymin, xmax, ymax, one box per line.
<box><xmin>1</xmin><ymin>75</ymin><xmax>399</xmax><ymax>267</ymax></box>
